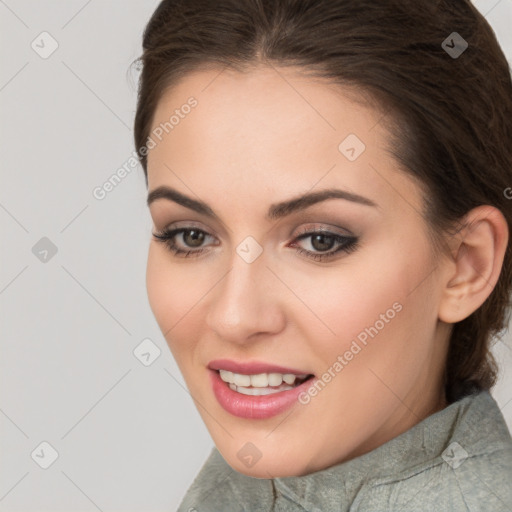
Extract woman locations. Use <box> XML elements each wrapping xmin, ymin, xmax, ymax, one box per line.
<box><xmin>133</xmin><ymin>0</ymin><xmax>512</xmax><ymax>510</ymax></box>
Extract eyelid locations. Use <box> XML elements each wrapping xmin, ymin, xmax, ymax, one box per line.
<box><xmin>163</xmin><ymin>219</ymin><xmax>203</xmax><ymax>228</ymax></box>
<box><xmin>292</xmin><ymin>222</ymin><xmax>355</xmax><ymax>238</ymax></box>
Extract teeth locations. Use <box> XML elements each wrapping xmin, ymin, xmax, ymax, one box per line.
<box><xmin>219</xmin><ymin>370</ymin><xmax>233</xmax><ymax>383</ymax></box>
<box><xmin>268</xmin><ymin>373</ymin><xmax>283</xmax><ymax>386</ymax></box>
<box><xmin>233</xmin><ymin>373</ymin><xmax>251</xmax><ymax>387</ymax></box>
<box><xmin>250</xmin><ymin>373</ymin><xmax>269</xmax><ymax>387</ymax></box>
<box><xmin>219</xmin><ymin>369</ymin><xmax>310</xmax><ymax>392</ymax></box>
<box><xmin>283</xmin><ymin>374</ymin><xmax>297</xmax><ymax>385</ymax></box>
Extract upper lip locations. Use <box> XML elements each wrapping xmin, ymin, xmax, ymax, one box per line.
<box><xmin>208</xmin><ymin>359</ymin><xmax>313</xmax><ymax>376</ymax></box>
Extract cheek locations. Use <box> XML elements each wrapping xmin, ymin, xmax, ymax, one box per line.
<box><xmin>145</xmin><ymin>245</ymin><xmax>206</xmax><ymax>355</ymax></box>
<box><xmin>146</xmin><ymin>245</ymin><xmax>173</xmax><ymax>331</ymax></box>
<box><xmin>295</xmin><ymin>238</ymin><xmax>434</xmax><ymax>366</ymax></box>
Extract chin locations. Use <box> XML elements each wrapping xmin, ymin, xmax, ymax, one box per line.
<box><xmin>218</xmin><ymin>443</ymin><xmax>314</xmax><ymax>479</ymax></box>
<box><xmin>229</xmin><ymin>459</ymin><xmax>304</xmax><ymax>479</ymax></box>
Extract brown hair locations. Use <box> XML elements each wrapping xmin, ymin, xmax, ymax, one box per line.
<box><xmin>133</xmin><ymin>0</ymin><xmax>512</xmax><ymax>403</ymax></box>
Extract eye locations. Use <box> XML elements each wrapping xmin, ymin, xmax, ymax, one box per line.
<box><xmin>288</xmin><ymin>229</ymin><xmax>359</xmax><ymax>262</ymax></box>
<box><xmin>152</xmin><ymin>227</ymin><xmax>216</xmax><ymax>258</ymax></box>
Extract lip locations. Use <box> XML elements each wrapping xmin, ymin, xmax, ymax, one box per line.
<box><xmin>209</xmin><ymin>368</ymin><xmax>316</xmax><ymax>419</ymax></box>
<box><xmin>208</xmin><ymin>359</ymin><xmax>311</xmax><ymax>375</ymax></box>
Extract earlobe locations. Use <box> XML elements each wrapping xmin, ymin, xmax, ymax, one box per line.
<box><xmin>438</xmin><ymin>205</ymin><xmax>509</xmax><ymax>324</ymax></box>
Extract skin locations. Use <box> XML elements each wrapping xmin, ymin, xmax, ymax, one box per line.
<box><xmin>144</xmin><ymin>64</ymin><xmax>508</xmax><ymax>478</ymax></box>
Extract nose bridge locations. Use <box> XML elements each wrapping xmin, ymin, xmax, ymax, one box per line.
<box><xmin>205</xmin><ymin>246</ymin><xmax>283</xmax><ymax>341</ymax></box>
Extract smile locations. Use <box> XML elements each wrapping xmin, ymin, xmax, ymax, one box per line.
<box><xmin>219</xmin><ymin>370</ymin><xmax>311</xmax><ymax>395</ymax></box>
<box><xmin>208</xmin><ymin>360</ymin><xmax>316</xmax><ymax>419</ymax></box>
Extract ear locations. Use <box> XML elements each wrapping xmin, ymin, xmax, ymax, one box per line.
<box><xmin>438</xmin><ymin>205</ymin><xmax>509</xmax><ymax>324</ymax></box>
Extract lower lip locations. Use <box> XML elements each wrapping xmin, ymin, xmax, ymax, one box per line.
<box><xmin>209</xmin><ymin>369</ymin><xmax>315</xmax><ymax>419</ymax></box>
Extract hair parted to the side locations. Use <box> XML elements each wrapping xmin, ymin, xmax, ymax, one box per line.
<box><xmin>133</xmin><ymin>0</ymin><xmax>512</xmax><ymax>403</ymax></box>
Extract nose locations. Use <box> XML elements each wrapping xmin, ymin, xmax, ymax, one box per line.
<box><xmin>205</xmin><ymin>251</ymin><xmax>286</xmax><ymax>344</ymax></box>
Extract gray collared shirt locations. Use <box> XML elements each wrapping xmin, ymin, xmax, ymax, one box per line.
<box><xmin>177</xmin><ymin>390</ymin><xmax>512</xmax><ymax>511</ymax></box>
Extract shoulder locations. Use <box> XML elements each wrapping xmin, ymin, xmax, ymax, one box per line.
<box><xmin>355</xmin><ymin>391</ymin><xmax>512</xmax><ymax>512</ymax></box>
<box><xmin>357</xmin><ymin>445</ymin><xmax>512</xmax><ymax>512</ymax></box>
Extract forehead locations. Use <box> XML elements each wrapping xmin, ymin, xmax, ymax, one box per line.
<box><xmin>149</xmin><ymin>64</ymin><xmax>378</xmax><ymax>151</ymax></box>
<box><xmin>146</xmin><ymin>65</ymin><xmax>423</xmax><ymax>219</ymax></box>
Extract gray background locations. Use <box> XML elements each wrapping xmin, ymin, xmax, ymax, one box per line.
<box><xmin>1</xmin><ymin>1</ymin><xmax>511</xmax><ymax>511</ymax></box>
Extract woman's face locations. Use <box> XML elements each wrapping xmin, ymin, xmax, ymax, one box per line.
<box><xmin>145</xmin><ymin>65</ymin><xmax>452</xmax><ymax>478</ymax></box>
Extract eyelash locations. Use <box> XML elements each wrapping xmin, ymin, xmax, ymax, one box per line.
<box><xmin>152</xmin><ymin>226</ymin><xmax>359</xmax><ymax>262</ymax></box>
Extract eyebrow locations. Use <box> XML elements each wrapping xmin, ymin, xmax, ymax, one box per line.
<box><xmin>147</xmin><ymin>185</ymin><xmax>378</xmax><ymax>221</ymax></box>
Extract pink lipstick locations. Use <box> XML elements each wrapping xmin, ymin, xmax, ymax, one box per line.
<box><xmin>208</xmin><ymin>359</ymin><xmax>315</xmax><ymax>419</ymax></box>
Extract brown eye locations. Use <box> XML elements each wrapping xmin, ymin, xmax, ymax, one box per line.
<box><xmin>310</xmin><ymin>233</ymin><xmax>336</xmax><ymax>252</ymax></box>
<box><xmin>183</xmin><ymin>229</ymin><xmax>206</xmax><ymax>247</ymax></box>
<box><xmin>152</xmin><ymin>227</ymin><xmax>215</xmax><ymax>257</ymax></box>
<box><xmin>290</xmin><ymin>230</ymin><xmax>359</xmax><ymax>262</ymax></box>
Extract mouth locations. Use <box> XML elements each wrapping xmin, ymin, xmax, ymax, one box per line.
<box><xmin>207</xmin><ymin>360</ymin><xmax>316</xmax><ymax>419</ymax></box>
<box><xmin>216</xmin><ymin>369</ymin><xmax>314</xmax><ymax>396</ymax></box>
